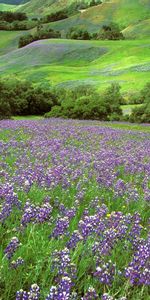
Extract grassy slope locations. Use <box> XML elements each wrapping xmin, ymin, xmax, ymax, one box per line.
<box><xmin>0</xmin><ymin>38</ymin><xmax>150</xmax><ymax>93</ymax></box>
<box><xmin>18</xmin><ymin>0</ymin><xmax>89</xmax><ymax>15</ymax></box>
<box><xmin>43</xmin><ymin>0</ymin><xmax>150</xmax><ymax>39</ymax></box>
<box><xmin>0</xmin><ymin>3</ymin><xmax>17</xmax><ymax>10</ymax></box>
<box><xmin>0</xmin><ymin>30</ymin><xmax>28</xmax><ymax>55</ymax></box>
<box><xmin>123</xmin><ymin>19</ymin><xmax>150</xmax><ymax>39</ymax></box>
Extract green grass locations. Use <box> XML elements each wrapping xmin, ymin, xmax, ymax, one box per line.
<box><xmin>121</xmin><ymin>104</ymin><xmax>142</xmax><ymax>115</ymax></box>
<box><xmin>43</xmin><ymin>0</ymin><xmax>150</xmax><ymax>39</ymax></box>
<box><xmin>13</xmin><ymin>115</ymin><xmax>43</xmax><ymax>120</ymax></box>
<box><xmin>0</xmin><ymin>38</ymin><xmax>149</xmax><ymax>94</ymax></box>
<box><xmin>98</xmin><ymin>121</ymin><xmax>150</xmax><ymax>133</ymax></box>
<box><xmin>0</xmin><ymin>31</ymin><xmax>28</xmax><ymax>55</ymax></box>
<box><xmin>18</xmin><ymin>0</ymin><xmax>89</xmax><ymax>15</ymax></box>
<box><xmin>0</xmin><ymin>3</ymin><xmax>17</xmax><ymax>11</ymax></box>
<box><xmin>123</xmin><ymin>19</ymin><xmax>150</xmax><ymax>39</ymax></box>
<box><xmin>0</xmin><ymin>120</ymin><xmax>150</xmax><ymax>300</ymax></box>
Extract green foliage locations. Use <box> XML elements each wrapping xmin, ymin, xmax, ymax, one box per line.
<box><xmin>90</xmin><ymin>0</ymin><xmax>102</xmax><ymax>7</ymax></box>
<box><xmin>45</xmin><ymin>84</ymin><xmax>123</xmax><ymax>121</ymax></box>
<box><xmin>0</xmin><ymin>0</ymin><xmax>29</xmax><ymax>4</ymax></box>
<box><xmin>0</xmin><ymin>11</ymin><xmax>27</xmax><ymax>22</ymax></box>
<box><xmin>43</xmin><ymin>10</ymin><xmax>68</xmax><ymax>23</ymax></box>
<box><xmin>0</xmin><ymin>79</ymin><xmax>57</xmax><ymax>119</ymax></box>
<box><xmin>128</xmin><ymin>92</ymin><xmax>143</xmax><ymax>104</ymax></box>
<box><xmin>0</xmin><ymin>19</ymin><xmax>37</xmax><ymax>30</ymax></box>
<box><xmin>67</xmin><ymin>27</ymin><xmax>91</xmax><ymax>40</ymax></box>
<box><xmin>97</xmin><ymin>23</ymin><xmax>125</xmax><ymax>40</ymax></box>
<box><xmin>130</xmin><ymin>82</ymin><xmax>150</xmax><ymax>123</ymax></box>
<box><xmin>140</xmin><ymin>82</ymin><xmax>150</xmax><ymax>104</ymax></box>
<box><xmin>0</xmin><ymin>10</ymin><xmax>34</xmax><ymax>30</ymax></box>
<box><xmin>18</xmin><ymin>28</ymin><xmax>61</xmax><ymax>48</ymax></box>
<box><xmin>67</xmin><ymin>0</ymin><xmax>102</xmax><ymax>14</ymax></box>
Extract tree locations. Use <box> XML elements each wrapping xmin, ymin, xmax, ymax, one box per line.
<box><xmin>67</xmin><ymin>27</ymin><xmax>91</xmax><ymax>40</ymax></box>
<box><xmin>98</xmin><ymin>23</ymin><xmax>124</xmax><ymax>40</ymax></box>
<box><xmin>45</xmin><ymin>84</ymin><xmax>122</xmax><ymax>121</ymax></box>
<box><xmin>18</xmin><ymin>28</ymin><xmax>61</xmax><ymax>48</ymax></box>
<box><xmin>130</xmin><ymin>82</ymin><xmax>150</xmax><ymax>123</ymax></box>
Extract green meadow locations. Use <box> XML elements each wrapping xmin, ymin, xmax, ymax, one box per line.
<box><xmin>0</xmin><ymin>30</ymin><xmax>28</xmax><ymax>55</ymax></box>
<box><xmin>0</xmin><ymin>38</ymin><xmax>150</xmax><ymax>94</ymax></box>
<box><xmin>43</xmin><ymin>0</ymin><xmax>150</xmax><ymax>39</ymax></box>
<box><xmin>0</xmin><ymin>3</ymin><xmax>17</xmax><ymax>11</ymax></box>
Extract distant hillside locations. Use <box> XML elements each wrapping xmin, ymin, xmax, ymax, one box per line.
<box><xmin>1</xmin><ymin>1</ymin><xmax>150</xmax><ymax>39</ymax></box>
<box><xmin>0</xmin><ymin>0</ymin><xmax>29</xmax><ymax>4</ymax></box>
<box><xmin>0</xmin><ymin>38</ymin><xmax>149</xmax><ymax>93</ymax></box>
<box><xmin>0</xmin><ymin>30</ymin><xmax>28</xmax><ymax>55</ymax></box>
<box><xmin>18</xmin><ymin>0</ymin><xmax>91</xmax><ymax>15</ymax></box>
<box><xmin>0</xmin><ymin>3</ymin><xmax>16</xmax><ymax>10</ymax></box>
<box><xmin>45</xmin><ymin>0</ymin><xmax>150</xmax><ymax>39</ymax></box>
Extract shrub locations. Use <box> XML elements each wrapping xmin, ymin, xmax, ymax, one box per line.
<box><xmin>18</xmin><ymin>28</ymin><xmax>61</xmax><ymax>48</ymax></box>
<box><xmin>0</xmin><ymin>79</ymin><xmax>57</xmax><ymax>119</ymax></box>
<box><xmin>67</xmin><ymin>27</ymin><xmax>91</xmax><ymax>40</ymax></box>
<box><xmin>130</xmin><ymin>103</ymin><xmax>150</xmax><ymax>123</ymax></box>
<box><xmin>130</xmin><ymin>82</ymin><xmax>150</xmax><ymax>123</ymax></box>
<box><xmin>0</xmin><ymin>11</ymin><xmax>27</xmax><ymax>23</ymax></box>
<box><xmin>128</xmin><ymin>92</ymin><xmax>142</xmax><ymax>104</ymax></box>
<box><xmin>45</xmin><ymin>106</ymin><xmax>63</xmax><ymax>118</ymax></box>
<box><xmin>45</xmin><ymin>84</ymin><xmax>123</xmax><ymax>121</ymax></box>
<box><xmin>44</xmin><ymin>10</ymin><xmax>68</xmax><ymax>23</ymax></box>
<box><xmin>97</xmin><ymin>23</ymin><xmax>124</xmax><ymax>40</ymax></box>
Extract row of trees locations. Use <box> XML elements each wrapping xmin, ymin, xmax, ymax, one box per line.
<box><xmin>45</xmin><ymin>83</ymin><xmax>123</xmax><ymax>121</ymax></box>
<box><xmin>0</xmin><ymin>80</ymin><xmax>123</xmax><ymax>121</ymax></box>
<box><xmin>41</xmin><ymin>10</ymin><xmax>68</xmax><ymax>24</ymax></box>
<box><xmin>67</xmin><ymin>23</ymin><xmax>124</xmax><ymax>40</ymax></box>
<box><xmin>0</xmin><ymin>11</ymin><xmax>27</xmax><ymax>22</ymax></box>
<box><xmin>130</xmin><ymin>83</ymin><xmax>150</xmax><ymax>123</ymax></box>
<box><xmin>0</xmin><ymin>1</ymin><xmax>102</xmax><ymax>31</ymax></box>
<box><xmin>0</xmin><ymin>79</ymin><xmax>57</xmax><ymax>119</ymax></box>
<box><xmin>0</xmin><ymin>11</ymin><xmax>32</xmax><ymax>30</ymax></box>
<box><xmin>66</xmin><ymin>0</ymin><xmax>102</xmax><ymax>14</ymax></box>
<box><xmin>18</xmin><ymin>28</ymin><xmax>61</xmax><ymax>48</ymax></box>
<box><xmin>0</xmin><ymin>19</ymin><xmax>37</xmax><ymax>30</ymax></box>
<box><xmin>1</xmin><ymin>77</ymin><xmax>149</xmax><ymax>123</ymax></box>
<box><xmin>18</xmin><ymin>22</ymin><xmax>124</xmax><ymax>48</ymax></box>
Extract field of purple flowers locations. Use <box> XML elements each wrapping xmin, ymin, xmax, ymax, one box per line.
<box><xmin>0</xmin><ymin>119</ymin><xmax>150</xmax><ymax>300</ymax></box>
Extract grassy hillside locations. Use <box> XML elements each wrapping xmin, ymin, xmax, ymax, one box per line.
<box><xmin>18</xmin><ymin>0</ymin><xmax>89</xmax><ymax>15</ymax></box>
<box><xmin>42</xmin><ymin>0</ymin><xmax>150</xmax><ymax>39</ymax></box>
<box><xmin>123</xmin><ymin>19</ymin><xmax>150</xmax><ymax>39</ymax></box>
<box><xmin>0</xmin><ymin>3</ymin><xmax>17</xmax><ymax>10</ymax></box>
<box><xmin>0</xmin><ymin>38</ymin><xmax>149</xmax><ymax>94</ymax></box>
<box><xmin>0</xmin><ymin>30</ymin><xmax>28</xmax><ymax>55</ymax></box>
<box><xmin>17</xmin><ymin>0</ymin><xmax>150</xmax><ymax>38</ymax></box>
<box><xmin>0</xmin><ymin>0</ymin><xmax>27</xmax><ymax>3</ymax></box>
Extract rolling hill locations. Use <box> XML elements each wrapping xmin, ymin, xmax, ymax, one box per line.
<box><xmin>0</xmin><ymin>0</ymin><xmax>29</xmax><ymax>4</ymax></box>
<box><xmin>0</xmin><ymin>30</ymin><xmax>28</xmax><ymax>55</ymax></box>
<box><xmin>0</xmin><ymin>3</ymin><xmax>16</xmax><ymax>10</ymax></box>
<box><xmin>18</xmin><ymin>0</ymin><xmax>90</xmax><ymax>15</ymax></box>
<box><xmin>0</xmin><ymin>0</ymin><xmax>150</xmax><ymax>95</ymax></box>
<box><xmin>43</xmin><ymin>0</ymin><xmax>150</xmax><ymax>39</ymax></box>
<box><xmin>0</xmin><ymin>38</ymin><xmax>149</xmax><ymax>94</ymax></box>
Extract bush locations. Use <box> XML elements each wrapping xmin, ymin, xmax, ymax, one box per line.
<box><xmin>0</xmin><ymin>11</ymin><xmax>27</xmax><ymax>23</ymax></box>
<box><xmin>0</xmin><ymin>19</ymin><xmax>37</xmax><ymax>31</ymax></box>
<box><xmin>128</xmin><ymin>92</ymin><xmax>142</xmax><ymax>104</ymax></box>
<box><xmin>130</xmin><ymin>103</ymin><xmax>150</xmax><ymax>123</ymax></box>
<box><xmin>0</xmin><ymin>79</ymin><xmax>57</xmax><ymax>119</ymax></box>
<box><xmin>43</xmin><ymin>10</ymin><xmax>68</xmax><ymax>23</ymax></box>
<box><xmin>97</xmin><ymin>23</ymin><xmax>124</xmax><ymax>40</ymax></box>
<box><xmin>18</xmin><ymin>28</ymin><xmax>61</xmax><ymax>48</ymax></box>
<box><xmin>67</xmin><ymin>27</ymin><xmax>91</xmax><ymax>40</ymax></box>
<box><xmin>130</xmin><ymin>82</ymin><xmax>150</xmax><ymax>123</ymax></box>
<box><xmin>45</xmin><ymin>84</ymin><xmax>123</xmax><ymax>121</ymax></box>
<box><xmin>45</xmin><ymin>106</ymin><xmax>63</xmax><ymax>118</ymax></box>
